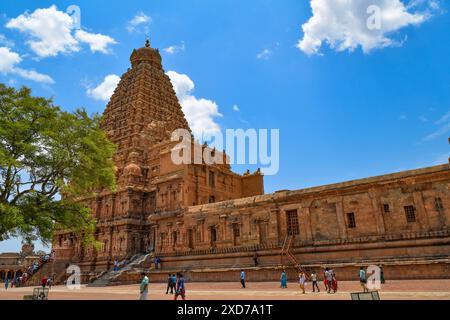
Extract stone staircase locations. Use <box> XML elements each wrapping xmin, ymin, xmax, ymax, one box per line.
<box><xmin>24</xmin><ymin>259</ymin><xmax>68</xmax><ymax>287</ymax></box>
<box><xmin>87</xmin><ymin>253</ymin><xmax>153</xmax><ymax>287</ymax></box>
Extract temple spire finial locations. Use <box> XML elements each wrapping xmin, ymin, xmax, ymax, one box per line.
<box><xmin>145</xmin><ymin>36</ymin><xmax>150</xmax><ymax>48</ymax></box>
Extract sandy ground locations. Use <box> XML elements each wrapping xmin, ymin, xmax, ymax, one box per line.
<box><xmin>1</xmin><ymin>280</ymin><xmax>449</xmax><ymax>300</ymax></box>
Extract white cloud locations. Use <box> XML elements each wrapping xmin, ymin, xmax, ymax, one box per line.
<box><xmin>423</xmin><ymin>110</ymin><xmax>450</xmax><ymax>141</ymax></box>
<box><xmin>74</xmin><ymin>30</ymin><xmax>117</xmax><ymax>54</ymax></box>
<box><xmin>0</xmin><ymin>46</ymin><xmax>54</xmax><ymax>84</ymax></box>
<box><xmin>164</xmin><ymin>42</ymin><xmax>185</xmax><ymax>55</ymax></box>
<box><xmin>167</xmin><ymin>70</ymin><xmax>222</xmax><ymax>138</ymax></box>
<box><xmin>87</xmin><ymin>74</ymin><xmax>121</xmax><ymax>101</ymax></box>
<box><xmin>127</xmin><ymin>12</ymin><xmax>152</xmax><ymax>33</ymax></box>
<box><xmin>256</xmin><ymin>49</ymin><xmax>272</xmax><ymax>60</ymax></box>
<box><xmin>298</xmin><ymin>0</ymin><xmax>433</xmax><ymax>55</ymax></box>
<box><xmin>6</xmin><ymin>5</ymin><xmax>116</xmax><ymax>58</ymax></box>
<box><xmin>233</xmin><ymin>104</ymin><xmax>240</xmax><ymax>112</ymax></box>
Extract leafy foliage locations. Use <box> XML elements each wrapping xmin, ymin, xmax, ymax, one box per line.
<box><xmin>0</xmin><ymin>83</ymin><xmax>116</xmax><ymax>246</ymax></box>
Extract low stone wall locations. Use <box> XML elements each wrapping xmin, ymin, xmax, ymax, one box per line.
<box><xmin>94</xmin><ymin>258</ymin><xmax>450</xmax><ymax>286</ymax></box>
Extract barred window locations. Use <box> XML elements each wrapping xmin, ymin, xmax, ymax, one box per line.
<box><xmin>435</xmin><ymin>197</ymin><xmax>444</xmax><ymax>211</ymax></box>
<box><xmin>383</xmin><ymin>204</ymin><xmax>390</xmax><ymax>213</ymax></box>
<box><xmin>347</xmin><ymin>212</ymin><xmax>356</xmax><ymax>228</ymax></box>
<box><xmin>404</xmin><ymin>206</ymin><xmax>416</xmax><ymax>223</ymax></box>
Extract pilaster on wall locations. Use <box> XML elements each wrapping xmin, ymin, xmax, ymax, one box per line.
<box><xmin>368</xmin><ymin>189</ymin><xmax>386</xmax><ymax>235</ymax></box>
<box><xmin>334</xmin><ymin>198</ymin><xmax>348</xmax><ymax>240</ymax></box>
<box><xmin>413</xmin><ymin>191</ymin><xmax>431</xmax><ymax>231</ymax></box>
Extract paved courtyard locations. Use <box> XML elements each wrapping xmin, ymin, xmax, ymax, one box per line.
<box><xmin>1</xmin><ymin>280</ymin><xmax>450</xmax><ymax>300</ymax></box>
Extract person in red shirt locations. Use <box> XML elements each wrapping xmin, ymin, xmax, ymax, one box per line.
<box><xmin>41</xmin><ymin>277</ymin><xmax>47</xmax><ymax>289</ymax></box>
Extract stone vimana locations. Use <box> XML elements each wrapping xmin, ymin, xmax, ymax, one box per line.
<box><xmin>23</xmin><ymin>39</ymin><xmax>449</xmax><ymax>286</ymax></box>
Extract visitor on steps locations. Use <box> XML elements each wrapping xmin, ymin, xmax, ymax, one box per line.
<box><xmin>240</xmin><ymin>270</ymin><xmax>246</xmax><ymax>288</ymax></box>
<box><xmin>280</xmin><ymin>270</ymin><xmax>287</xmax><ymax>288</ymax></box>
<box><xmin>166</xmin><ymin>273</ymin><xmax>175</xmax><ymax>294</ymax></box>
<box><xmin>174</xmin><ymin>273</ymin><xmax>186</xmax><ymax>300</ymax></box>
<box><xmin>139</xmin><ymin>273</ymin><xmax>149</xmax><ymax>300</ymax></box>
<box><xmin>113</xmin><ymin>259</ymin><xmax>119</xmax><ymax>272</ymax></box>
<box><xmin>311</xmin><ymin>271</ymin><xmax>320</xmax><ymax>293</ymax></box>
<box><xmin>4</xmin><ymin>278</ymin><xmax>9</xmax><ymax>290</ymax></box>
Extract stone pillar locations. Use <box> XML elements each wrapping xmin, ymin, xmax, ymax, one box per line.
<box><xmin>220</xmin><ymin>215</ymin><xmax>228</xmax><ymax>241</ymax></box>
<box><xmin>413</xmin><ymin>191</ymin><xmax>431</xmax><ymax>231</ymax></box>
<box><xmin>299</xmin><ymin>204</ymin><xmax>313</xmax><ymax>241</ymax></box>
<box><xmin>335</xmin><ymin>198</ymin><xmax>348</xmax><ymax>240</ymax></box>
<box><xmin>368</xmin><ymin>189</ymin><xmax>386</xmax><ymax>235</ymax></box>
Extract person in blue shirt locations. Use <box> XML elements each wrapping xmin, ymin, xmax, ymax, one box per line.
<box><xmin>280</xmin><ymin>270</ymin><xmax>287</xmax><ymax>288</ymax></box>
<box><xmin>359</xmin><ymin>267</ymin><xmax>368</xmax><ymax>292</ymax></box>
<box><xmin>240</xmin><ymin>270</ymin><xmax>246</xmax><ymax>288</ymax></box>
<box><xmin>174</xmin><ymin>273</ymin><xmax>186</xmax><ymax>300</ymax></box>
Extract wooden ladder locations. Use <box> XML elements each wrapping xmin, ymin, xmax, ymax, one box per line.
<box><xmin>280</xmin><ymin>235</ymin><xmax>307</xmax><ymax>274</ymax></box>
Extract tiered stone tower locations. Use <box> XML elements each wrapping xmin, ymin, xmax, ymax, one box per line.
<box><xmin>102</xmin><ymin>39</ymin><xmax>191</xmax><ymax>189</ymax></box>
<box><xmin>53</xmin><ymin>40</ymin><xmax>265</xmax><ymax>273</ymax></box>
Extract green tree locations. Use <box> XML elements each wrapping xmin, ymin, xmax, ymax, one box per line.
<box><xmin>0</xmin><ymin>83</ymin><xmax>116</xmax><ymax>246</ymax></box>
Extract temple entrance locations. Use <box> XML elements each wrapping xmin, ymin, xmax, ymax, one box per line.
<box><xmin>232</xmin><ymin>223</ymin><xmax>241</xmax><ymax>246</ymax></box>
<box><xmin>210</xmin><ymin>226</ymin><xmax>217</xmax><ymax>247</ymax></box>
<box><xmin>187</xmin><ymin>229</ymin><xmax>194</xmax><ymax>249</ymax></box>
<box><xmin>286</xmin><ymin>210</ymin><xmax>300</xmax><ymax>236</ymax></box>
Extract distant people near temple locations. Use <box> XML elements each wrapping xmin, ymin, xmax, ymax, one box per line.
<box><xmin>280</xmin><ymin>270</ymin><xmax>287</xmax><ymax>288</ymax></box>
<box><xmin>359</xmin><ymin>267</ymin><xmax>368</xmax><ymax>292</ymax></box>
<box><xmin>310</xmin><ymin>270</ymin><xmax>320</xmax><ymax>293</ymax></box>
<box><xmin>154</xmin><ymin>257</ymin><xmax>160</xmax><ymax>270</ymax></box>
<box><xmin>41</xmin><ymin>276</ymin><xmax>47</xmax><ymax>289</ymax></box>
<box><xmin>166</xmin><ymin>273</ymin><xmax>176</xmax><ymax>294</ymax></box>
<box><xmin>139</xmin><ymin>273</ymin><xmax>149</xmax><ymax>300</ymax></box>
<box><xmin>240</xmin><ymin>270</ymin><xmax>246</xmax><ymax>288</ymax></box>
<box><xmin>46</xmin><ymin>277</ymin><xmax>53</xmax><ymax>290</ymax></box>
<box><xmin>174</xmin><ymin>273</ymin><xmax>186</xmax><ymax>300</ymax></box>
<box><xmin>325</xmin><ymin>267</ymin><xmax>334</xmax><ymax>294</ymax></box>
<box><xmin>332</xmin><ymin>273</ymin><xmax>338</xmax><ymax>293</ymax></box>
<box><xmin>298</xmin><ymin>271</ymin><xmax>306</xmax><ymax>294</ymax></box>
<box><xmin>380</xmin><ymin>266</ymin><xmax>385</xmax><ymax>285</ymax></box>
<box><xmin>4</xmin><ymin>278</ymin><xmax>9</xmax><ymax>290</ymax></box>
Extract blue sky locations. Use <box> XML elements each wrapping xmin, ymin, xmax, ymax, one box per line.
<box><xmin>1</xmin><ymin>0</ymin><xmax>449</xmax><ymax>252</ymax></box>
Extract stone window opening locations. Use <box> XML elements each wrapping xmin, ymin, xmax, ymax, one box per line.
<box><xmin>209</xmin><ymin>195</ymin><xmax>216</xmax><ymax>204</ymax></box>
<box><xmin>209</xmin><ymin>171</ymin><xmax>216</xmax><ymax>188</ymax></box>
<box><xmin>404</xmin><ymin>206</ymin><xmax>416</xmax><ymax>223</ymax></box>
<box><xmin>286</xmin><ymin>210</ymin><xmax>300</xmax><ymax>236</ymax></box>
<box><xmin>435</xmin><ymin>197</ymin><xmax>444</xmax><ymax>211</ymax></box>
<box><xmin>346</xmin><ymin>212</ymin><xmax>356</xmax><ymax>229</ymax></box>
<box><xmin>383</xmin><ymin>204</ymin><xmax>390</xmax><ymax>214</ymax></box>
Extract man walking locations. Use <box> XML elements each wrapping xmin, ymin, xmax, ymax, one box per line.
<box><xmin>174</xmin><ymin>273</ymin><xmax>186</xmax><ymax>300</ymax></box>
<box><xmin>139</xmin><ymin>273</ymin><xmax>149</xmax><ymax>300</ymax></box>
<box><xmin>311</xmin><ymin>270</ymin><xmax>320</xmax><ymax>293</ymax></box>
<box><xmin>325</xmin><ymin>268</ymin><xmax>333</xmax><ymax>294</ymax></box>
<box><xmin>298</xmin><ymin>271</ymin><xmax>306</xmax><ymax>294</ymax></box>
<box><xmin>240</xmin><ymin>270</ymin><xmax>246</xmax><ymax>288</ymax></box>
<box><xmin>166</xmin><ymin>273</ymin><xmax>175</xmax><ymax>294</ymax></box>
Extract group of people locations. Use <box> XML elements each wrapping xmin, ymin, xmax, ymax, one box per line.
<box><xmin>3</xmin><ymin>251</ymin><xmax>55</xmax><ymax>290</ymax></box>
<box><xmin>278</xmin><ymin>269</ymin><xmax>335</xmax><ymax>294</ymax></box>
<box><xmin>139</xmin><ymin>272</ymin><xmax>186</xmax><ymax>300</ymax></box>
